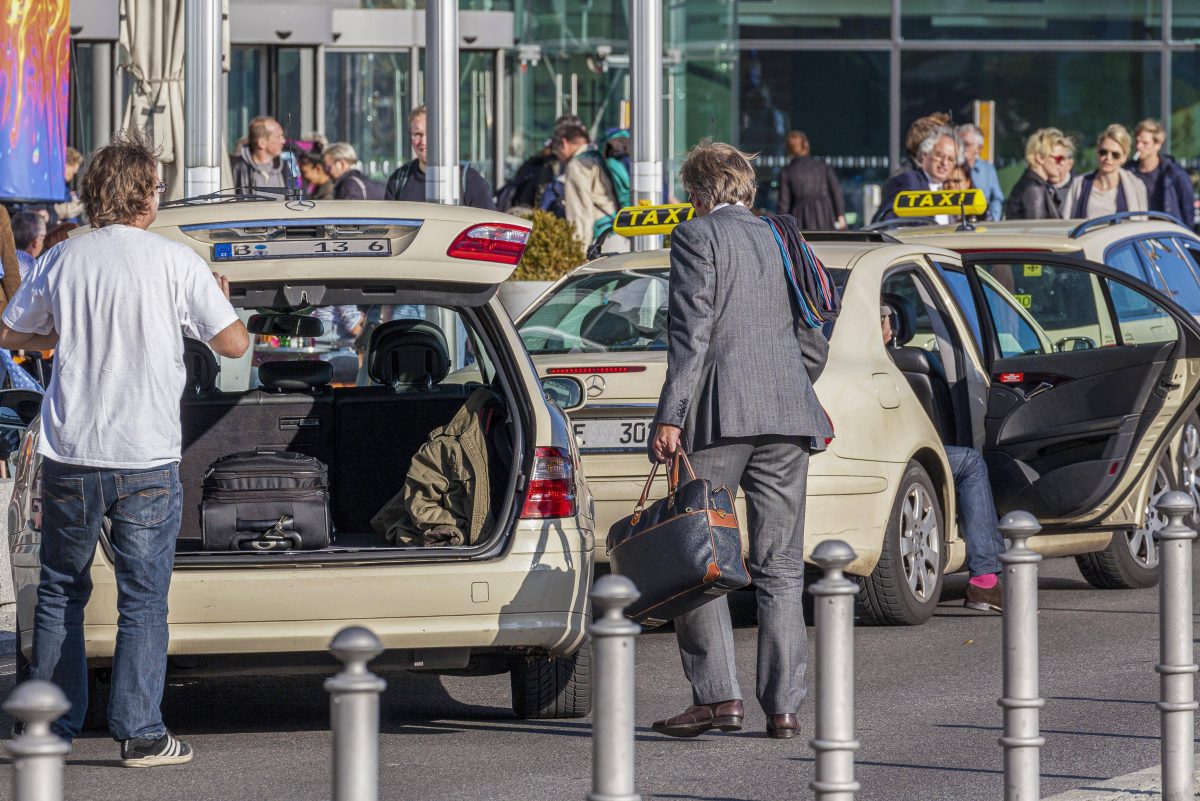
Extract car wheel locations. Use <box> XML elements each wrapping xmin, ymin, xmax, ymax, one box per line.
<box><xmin>1076</xmin><ymin>455</ymin><xmax>1171</xmax><ymax>590</ymax></box>
<box><xmin>856</xmin><ymin>461</ymin><xmax>945</xmax><ymax>626</ymax></box>
<box><xmin>1176</xmin><ymin>412</ymin><xmax>1200</xmax><ymax>528</ymax></box>
<box><xmin>510</xmin><ymin>641</ymin><xmax>592</xmax><ymax>719</ymax></box>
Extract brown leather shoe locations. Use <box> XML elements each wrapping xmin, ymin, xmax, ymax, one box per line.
<box><xmin>651</xmin><ymin>700</ymin><xmax>744</xmax><ymax>738</ymax></box>
<box><xmin>964</xmin><ymin>579</ymin><xmax>1003</xmax><ymax>613</ymax></box>
<box><xmin>766</xmin><ymin>713</ymin><xmax>799</xmax><ymax>739</ymax></box>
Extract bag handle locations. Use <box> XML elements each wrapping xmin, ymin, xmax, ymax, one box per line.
<box><xmin>631</xmin><ymin>448</ymin><xmax>696</xmax><ymax>525</ymax></box>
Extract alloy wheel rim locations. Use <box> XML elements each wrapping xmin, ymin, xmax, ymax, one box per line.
<box><xmin>899</xmin><ymin>484</ymin><xmax>940</xmax><ymax>602</ymax></box>
<box><xmin>1127</xmin><ymin>464</ymin><xmax>1168</xmax><ymax>569</ymax></box>
<box><xmin>1181</xmin><ymin>422</ymin><xmax>1200</xmax><ymax>521</ymax></box>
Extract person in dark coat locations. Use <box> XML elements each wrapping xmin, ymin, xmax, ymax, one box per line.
<box><xmin>777</xmin><ymin>131</ymin><xmax>844</xmax><ymax>230</ymax></box>
<box><xmin>1131</xmin><ymin>118</ymin><xmax>1196</xmax><ymax>228</ymax></box>
<box><xmin>322</xmin><ymin>142</ymin><xmax>385</xmax><ymax>200</ymax></box>
<box><xmin>1005</xmin><ymin>128</ymin><xmax>1073</xmax><ymax>220</ymax></box>
<box><xmin>384</xmin><ymin>105</ymin><xmax>495</xmax><ymax>209</ymax></box>
<box><xmin>871</xmin><ymin>127</ymin><xmax>958</xmax><ymax>224</ymax></box>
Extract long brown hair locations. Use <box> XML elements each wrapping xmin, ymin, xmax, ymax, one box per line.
<box><xmin>80</xmin><ymin>130</ymin><xmax>160</xmax><ymax>228</ymax></box>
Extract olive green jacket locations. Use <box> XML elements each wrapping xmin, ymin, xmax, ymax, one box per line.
<box><xmin>371</xmin><ymin>388</ymin><xmax>499</xmax><ymax>547</ymax></box>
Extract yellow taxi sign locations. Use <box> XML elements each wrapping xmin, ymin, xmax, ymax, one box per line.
<box><xmin>892</xmin><ymin>188</ymin><xmax>987</xmax><ymax>217</ymax></box>
<box><xmin>612</xmin><ymin>203</ymin><xmax>695</xmax><ymax>237</ymax></box>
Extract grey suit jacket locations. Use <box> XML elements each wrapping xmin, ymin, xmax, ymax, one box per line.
<box><xmin>656</xmin><ymin>204</ymin><xmax>833</xmax><ymax>452</ymax></box>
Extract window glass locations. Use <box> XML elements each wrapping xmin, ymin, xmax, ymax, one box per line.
<box><xmin>973</xmin><ymin>262</ymin><xmax>1117</xmax><ymax>356</ymax></box>
<box><xmin>1105</xmin><ymin>242</ymin><xmax>1151</xmax><ymax>283</ymax></box>
<box><xmin>518</xmin><ymin>270</ymin><xmax>669</xmax><ymax>354</ymax></box>
<box><xmin>324</xmin><ymin>52</ymin><xmax>412</xmax><ymax>180</ymax></box>
<box><xmin>882</xmin><ymin>272</ymin><xmax>940</xmax><ymax>352</ymax></box>
<box><xmin>934</xmin><ymin>262</ymin><xmax>983</xmax><ymax>352</ymax></box>
<box><xmin>737</xmin><ymin>0</ymin><xmax>890</xmax><ymax>40</ymax></box>
<box><xmin>228</xmin><ymin>47</ymin><xmax>265</xmax><ymax>154</ymax></box>
<box><xmin>901</xmin><ymin>0</ymin><xmax>1160</xmax><ymax>40</ymax></box>
<box><xmin>217</xmin><ymin>304</ymin><xmax>487</xmax><ymax>391</ymax></box>
<box><xmin>1138</xmin><ymin>238</ymin><xmax>1200</xmax><ymax>316</ymax></box>
<box><xmin>901</xmin><ymin>52</ymin><xmax>1159</xmax><ymax>181</ymax></box>
<box><xmin>1107</xmin><ymin>280</ymin><xmax>1180</xmax><ymax>344</ymax></box>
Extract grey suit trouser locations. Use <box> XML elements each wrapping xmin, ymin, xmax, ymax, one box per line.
<box><xmin>674</xmin><ymin>435</ymin><xmax>810</xmax><ymax>715</ymax></box>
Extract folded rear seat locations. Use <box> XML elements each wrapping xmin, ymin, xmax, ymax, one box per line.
<box><xmin>179</xmin><ymin>342</ymin><xmax>336</xmax><ymax>544</ymax></box>
<box><xmin>333</xmin><ymin>320</ymin><xmax>473</xmax><ymax>534</ymax></box>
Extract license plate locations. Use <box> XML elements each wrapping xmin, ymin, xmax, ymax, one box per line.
<box><xmin>213</xmin><ymin>239</ymin><xmax>390</xmax><ymax>261</ymax></box>
<box><xmin>572</xmin><ymin>418</ymin><xmax>653</xmax><ymax>451</ymax></box>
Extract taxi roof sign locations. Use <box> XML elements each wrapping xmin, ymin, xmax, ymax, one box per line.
<box><xmin>892</xmin><ymin>188</ymin><xmax>986</xmax><ymax>217</ymax></box>
<box><xmin>612</xmin><ymin>203</ymin><xmax>695</xmax><ymax>237</ymax></box>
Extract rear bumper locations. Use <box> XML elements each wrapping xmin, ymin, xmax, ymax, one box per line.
<box><xmin>15</xmin><ymin>522</ymin><xmax>592</xmax><ymax>664</ymax></box>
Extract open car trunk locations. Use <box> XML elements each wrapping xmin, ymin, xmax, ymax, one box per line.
<box><xmin>170</xmin><ymin>287</ymin><xmax>527</xmax><ymax>565</ymax></box>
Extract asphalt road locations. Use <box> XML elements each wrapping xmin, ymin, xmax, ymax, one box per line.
<box><xmin>0</xmin><ymin>548</ymin><xmax>1196</xmax><ymax>801</ymax></box>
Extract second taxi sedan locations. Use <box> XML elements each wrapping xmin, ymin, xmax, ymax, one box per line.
<box><xmin>516</xmin><ymin>207</ymin><xmax>1200</xmax><ymax>625</ymax></box>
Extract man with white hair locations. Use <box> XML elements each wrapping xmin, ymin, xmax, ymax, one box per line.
<box><xmin>957</xmin><ymin>123</ymin><xmax>1005</xmax><ymax>220</ymax></box>
<box><xmin>322</xmin><ymin>142</ymin><xmax>384</xmax><ymax>200</ymax></box>
<box><xmin>871</xmin><ymin>126</ymin><xmax>959</xmax><ymax>225</ymax></box>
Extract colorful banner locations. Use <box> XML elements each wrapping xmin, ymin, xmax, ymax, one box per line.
<box><xmin>0</xmin><ymin>0</ymin><xmax>70</xmax><ymax>203</ymax></box>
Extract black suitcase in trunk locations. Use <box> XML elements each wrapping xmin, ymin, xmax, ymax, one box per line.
<box><xmin>201</xmin><ymin>451</ymin><xmax>332</xmax><ymax>552</ymax></box>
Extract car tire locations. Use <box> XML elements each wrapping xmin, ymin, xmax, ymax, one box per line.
<box><xmin>1176</xmin><ymin>412</ymin><xmax>1200</xmax><ymax>529</ymax></box>
<box><xmin>856</xmin><ymin>461</ymin><xmax>945</xmax><ymax>626</ymax></box>
<box><xmin>1076</xmin><ymin>455</ymin><xmax>1171</xmax><ymax>590</ymax></box>
<box><xmin>510</xmin><ymin>641</ymin><xmax>592</xmax><ymax>720</ymax></box>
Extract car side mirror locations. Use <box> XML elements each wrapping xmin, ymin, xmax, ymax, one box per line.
<box><xmin>541</xmin><ymin>376</ymin><xmax>585</xmax><ymax>412</ymax></box>
<box><xmin>0</xmin><ymin>388</ymin><xmax>43</xmax><ymax>430</ymax></box>
<box><xmin>247</xmin><ymin>313</ymin><xmax>325</xmax><ymax>338</ymax></box>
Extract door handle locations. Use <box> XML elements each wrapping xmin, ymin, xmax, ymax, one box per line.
<box><xmin>1160</xmin><ymin>379</ymin><xmax>1182</xmax><ymax>391</ymax></box>
<box><xmin>1025</xmin><ymin>381</ymin><xmax>1055</xmax><ymax>400</ymax></box>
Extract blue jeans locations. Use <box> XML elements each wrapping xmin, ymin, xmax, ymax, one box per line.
<box><xmin>33</xmin><ymin>458</ymin><xmax>182</xmax><ymax>742</ymax></box>
<box><xmin>944</xmin><ymin>446</ymin><xmax>1006</xmax><ymax>577</ymax></box>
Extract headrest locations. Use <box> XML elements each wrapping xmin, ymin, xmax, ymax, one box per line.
<box><xmin>182</xmin><ymin>337</ymin><xmax>219</xmax><ymax>396</ymax></box>
<box><xmin>367</xmin><ymin>319</ymin><xmax>450</xmax><ymax>388</ymax></box>
<box><xmin>259</xmin><ymin>360</ymin><xmax>332</xmax><ymax>392</ymax></box>
<box><xmin>881</xmin><ymin>292</ymin><xmax>917</xmax><ymax>347</ymax></box>
<box><xmin>581</xmin><ymin>302</ymin><xmax>637</xmax><ymax>347</ymax></box>
<box><xmin>888</xmin><ymin>345</ymin><xmax>934</xmax><ymax>375</ymax></box>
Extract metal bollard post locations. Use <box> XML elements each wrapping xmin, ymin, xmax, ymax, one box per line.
<box><xmin>809</xmin><ymin>540</ymin><xmax>860</xmax><ymax>801</ymax></box>
<box><xmin>1153</xmin><ymin>491</ymin><xmax>1198</xmax><ymax>801</ymax></box>
<box><xmin>997</xmin><ymin>511</ymin><xmax>1044</xmax><ymax>801</ymax></box>
<box><xmin>3</xmin><ymin>680</ymin><xmax>71</xmax><ymax>801</ymax></box>
<box><xmin>587</xmin><ymin>573</ymin><xmax>641</xmax><ymax>801</ymax></box>
<box><xmin>326</xmin><ymin>626</ymin><xmax>387</xmax><ymax>801</ymax></box>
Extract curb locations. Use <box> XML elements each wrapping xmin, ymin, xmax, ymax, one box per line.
<box><xmin>1042</xmin><ymin>757</ymin><xmax>1200</xmax><ymax>800</ymax></box>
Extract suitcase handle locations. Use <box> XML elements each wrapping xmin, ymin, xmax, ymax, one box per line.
<box><xmin>231</xmin><ymin>530</ymin><xmax>303</xmax><ymax>551</ymax></box>
<box><xmin>236</xmin><ymin>515</ymin><xmax>295</xmax><ymax>532</ymax></box>
<box><xmin>630</xmin><ymin>449</ymin><xmax>696</xmax><ymax>525</ymax></box>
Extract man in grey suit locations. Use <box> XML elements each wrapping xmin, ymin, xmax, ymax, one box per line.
<box><xmin>650</xmin><ymin>140</ymin><xmax>832</xmax><ymax>740</ymax></box>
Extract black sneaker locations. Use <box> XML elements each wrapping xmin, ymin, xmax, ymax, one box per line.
<box><xmin>120</xmin><ymin>731</ymin><xmax>193</xmax><ymax>767</ymax></box>
<box><xmin>964</xmin><ymin>580</ymin><xmax>1003</xmax><ymax>613</ymax></box>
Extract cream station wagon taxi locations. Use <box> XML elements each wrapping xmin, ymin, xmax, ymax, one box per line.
<box><xmin>5</xmin><ymin>197</ymin><xmax>595</xmax><ymax>726</ymax></box>
<box><xmin>516</xmin><ymin>202</ymin><xmax>1200</xmax><ymax>625</ymax></box>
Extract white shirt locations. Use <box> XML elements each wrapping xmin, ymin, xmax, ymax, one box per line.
<box><xmin>3</xmin><ymin>225</ymin><xmax>239</xmax><ymax>468</ymax></box>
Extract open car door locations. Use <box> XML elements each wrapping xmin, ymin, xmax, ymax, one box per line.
<box><xmin>958</xmin><ymin>252</ymin><xmax>1200</xmax><ymax>530</ymax></box>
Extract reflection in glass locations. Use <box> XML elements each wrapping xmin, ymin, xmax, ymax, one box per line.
<box><xmin>325</xmin><ymin>52</ymin><xmax>413</xmax><ymax>180</ymax></box>
<box><xmin>901</xmin><ymin>0</ymin><xmax>1160</xmax><ymax>40</ymax></box>
<box><xmin>737</xmin><ymin>0</ymin><xmax>890</xmax><ymax>39</ymax></box>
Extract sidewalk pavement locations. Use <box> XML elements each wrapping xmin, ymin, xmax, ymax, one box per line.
<box><xmin>1043</xmin><ymin>757</ymin><xmax>1200</xmax><ymax>800</ymax></box>
<box><xmin>0</xmin><ymin>478</ymin><xmax>13</xmax><ymax>606</ymax></box>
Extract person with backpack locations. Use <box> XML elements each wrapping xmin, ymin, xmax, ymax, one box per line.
<box><xmin>591</xmin><ymin>128</ymin><xmax>632</xmax><ymax>241</ymax></box>
<box><xmin>322</xmin><ymin>142</ymin><xmax>385</xmax><ymax>200</ymax></box>
<box><xmin>548</xmin><ymin>123</ymin><xmax>618</xmax><ymax>247</ymax></box>
<box><xmin>384</xmin><ymin>105</ymin><xmax>496</xmax><ymax>209</ymax></box>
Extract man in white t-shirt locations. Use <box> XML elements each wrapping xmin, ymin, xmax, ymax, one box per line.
<box><xmin>0</xmin><ymin>131</ymin><xmax>249</xmax><ymax>767</ymax></box>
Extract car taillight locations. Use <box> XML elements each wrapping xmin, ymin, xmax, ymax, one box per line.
<box><xmin>520</xmin><ymin>446</ymin><xmax>577</xmax><ymax>519</ymax></box>
<box><xmin>446</xmin><ymin>223</ymin><xmax>530</xmax><ymax>265</ymax></box>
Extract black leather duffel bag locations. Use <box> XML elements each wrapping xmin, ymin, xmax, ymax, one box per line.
<box><xmin>606</xmin><ymin>451</ymin><xmax>750</xmax><ymax>627</ymax></box>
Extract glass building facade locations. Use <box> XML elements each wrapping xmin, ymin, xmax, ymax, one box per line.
<box><xmin>65</xmin><ymin>0</ymin><xmax>1200</xmax><ymax>222</ymax></box>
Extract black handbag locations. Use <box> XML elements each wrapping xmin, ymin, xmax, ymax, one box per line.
<box><xmin>606</xmin><ymin>451</ymin><xmax>750</xmax><ymax>627</ymax></box>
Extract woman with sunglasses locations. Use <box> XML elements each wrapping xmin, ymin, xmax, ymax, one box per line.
<box><xmin>1005</xmin><ymin>128</ymin><xmax>1073</xmax><ymax>219</ymax></box>
<box><xmin>1060</xmin><ymin>124</ymin><xmax>1148</xmax><ymax>219</ymax></box>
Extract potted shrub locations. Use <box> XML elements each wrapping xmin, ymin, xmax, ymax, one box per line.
<box><xmin>498</xmin><ymin>210</ymin><xmax>587</xmax><ymax>318</ymax></box>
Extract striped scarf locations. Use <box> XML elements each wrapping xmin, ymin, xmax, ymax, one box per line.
<box><xmin>762</xmin><ymin>214</ymin><xmax>841</xmax><ymax>329</ymax></box>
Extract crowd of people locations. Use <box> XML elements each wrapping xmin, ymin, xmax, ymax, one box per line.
<box><xmin>226</xmin><ymin>109</ymin><xmax>630</xmax><ymax>249</ymax></box>
<box><xmin>860</xmin><ymin>113</ymin><xmax>1196</xmax><ymax>226</ymax></box>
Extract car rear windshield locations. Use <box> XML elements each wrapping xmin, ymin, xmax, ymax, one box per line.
<box><xmin>519</xmin><ymin>270</ymin><xmax>670</xmax><ymax>354</ymax></box>
<box><xmin>519</xmin><ymin>267</ymin><xmax>849</xmax><ymax>354</ymax></box>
